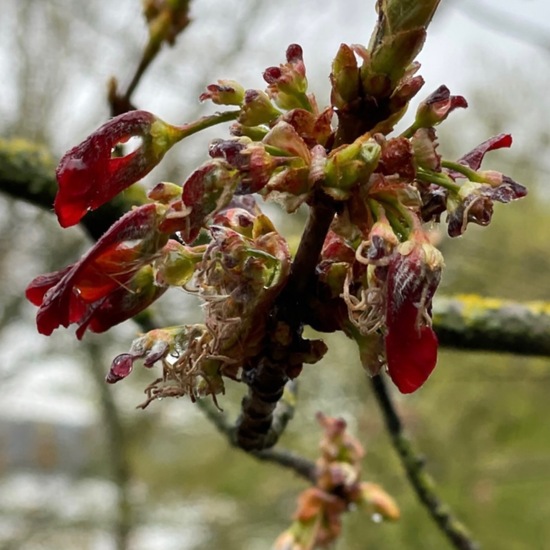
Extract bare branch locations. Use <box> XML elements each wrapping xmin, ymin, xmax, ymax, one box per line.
<box><xmin>109</xmin><ymin>0</ymin><xmax>192</xmax><ymax>115</ymax></box>
<box><xmin>370</xmin><ymin>374</ymin><xmax>480</xmax><ymax>550</ymax></box>
<box><xmin>196</xmin><ymin>391</ymin><xmax>317</xmax><ymax>483</ymax></box>
<box><xmin>434</xmin><ymin>295</ymin><xmax>550</xmax><ymax>356</ymax></box>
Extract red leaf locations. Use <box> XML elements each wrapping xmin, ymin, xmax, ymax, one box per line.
<box><xmin>54</xmin><ymin>111</ymin><xmax>167</xmax><ymax>227</ymax></box>
<box><xmin>457</xmin><ymin>133</ymin><xmax>512</xmax><ymax>171</ymax></box>
<box><xmin>383</xmin><ymin>239</ymin><xmax>442</xmax><ymax>393</ymax></box>
<box><xmin>385</xmin><ymin>299</ymin><xmax>438</xmax><ymax>393</ymax></box>
<box><xmin>26</xmin><ymin>203</ymin><xmax>168</xmax><ymax>336</ymax></box>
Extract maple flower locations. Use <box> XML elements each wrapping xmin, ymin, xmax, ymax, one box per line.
<box><xmin>413</xmin><ymin>84</ymin><xmax>468</xmax><ymax>130</ymax></box>
<box><xmin>26</xmin><ymin>203</ymin><xmax>170</xmax><ymax>338</ymax></box>
<box><xmin>384</xmin><ymin>232</ymin><xmax>444</xmax><ymax>393</ymax></box>
<box><xmin>445</xmin><ymin>134</ymin><xmax>527</xmax><ymax>236</ymax></box>
<box><xmin>199</xmin><ymin>79</ymin><xmax>245</xmax><ymax>106</ymax></box>
<box><xmin>55</xmin><ymin>110</ymin><xmax>182</xmax><ymax>227</ymax></box>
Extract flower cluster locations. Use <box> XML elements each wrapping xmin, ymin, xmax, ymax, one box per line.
<box><xmin>26</xmin><ymin>43</ymin><xmax>526</xmax><ymax>399</ymax></box>
<box><xmin>273</xmin><ymin>413</ymin><xmax>399</xmax><ymax>549</ymax></box>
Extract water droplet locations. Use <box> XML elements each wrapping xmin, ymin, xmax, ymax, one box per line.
<box><xmin>371</xmin><ymin>513</ymin><xmax>383</xmax><ymax>524</ymax></box>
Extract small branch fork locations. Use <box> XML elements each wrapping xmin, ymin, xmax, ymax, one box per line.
<box><xmin>197</xmin><ymin>384</ymin><xmax>318</xmax><ymax>484</ymax></box>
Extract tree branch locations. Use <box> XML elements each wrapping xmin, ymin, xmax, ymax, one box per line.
<box><xmin>433</xmin><ymin>294</ymin><xmax>550</xmax><ymax>356</ymax></box>
<box><xmin>370</xmin><ymin>374</ymin><xmax>480</xmax><ymax>550</ymax></box>
<box><xmin>109</xmin><ymin>0</ymin><xmax>192</xmax><ymax>115</ymax></box>
<box><xmin>196</xmin><ymin>389</ymin><xmax>317</xmax><ymax>484</ymax></box>
<box><xmin>235</xmin><ymin>195</ymin><xmax>336</xmax><ymax>450</ymax></box>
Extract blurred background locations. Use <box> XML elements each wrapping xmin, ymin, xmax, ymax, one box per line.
<box><xmin>1</xmin><ymin>0</ymin><xmax>549</xmax><ymax>548</ymax></box>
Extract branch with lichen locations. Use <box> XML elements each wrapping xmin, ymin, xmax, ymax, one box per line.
<box><xmin>371</xmin><ymin>375</ymin><xmax>480</xmax><ymax>550</ymax></box>
<box><xmin>0</xmin><ymin>137</ymin><xmax>147</xmax><ymax>240</ymax></box>
<box><xmin>433</xmin><ymin>295</ymin><xmax>550</xmax><ymax>356</ymax></box>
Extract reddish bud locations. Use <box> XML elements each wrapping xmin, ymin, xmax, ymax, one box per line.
<box><xmin>180</xmin><ymin>160</ymin><xmax>240</xmax><ymax>243</ymax></box>
<box><xmin>199</xmin><ymin>79</ymin><xmax>245</xmax><ymax>106</ymax></box>
<box><xmin>263</xmin><ymin>44</ymin><xmax>310</xmax><ymax>111</ymax></box>
<box><xmin>414</xmin><ymin>85</ymin><xmax>467</xmax><ymax>129</ymax></box>
<box><xmin>377</xmin><ymin>136</ymin><xmax>415</xmax><ymax>179</ymax></box>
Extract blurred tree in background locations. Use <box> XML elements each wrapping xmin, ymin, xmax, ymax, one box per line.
<box><xmin>0</xmin><ymin>1</ymin><xmax>549</xmax><ymax>549</ymax></box>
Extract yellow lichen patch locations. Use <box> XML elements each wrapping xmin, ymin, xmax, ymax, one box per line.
<box><xmin>452</xmin><ymin>294</ymin><xmax>550</xmax><ymax>318</ymax></box>
<box><xmin>0</xmin><ymin>137</ymin><xmax>55</xmax><ymax>168</ymax></box>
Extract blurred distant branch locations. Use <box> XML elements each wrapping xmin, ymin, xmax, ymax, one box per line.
<box><xmin>434</xmin><ymin>295</ymin><xmax>550</xmax><ymax>356</ymax></box>
<box><xmin>0</xmin><ymin>138</ymin><xmax>58</xmax><ymax>212</ymax></box>
<box><xmin>86</xmin><ymin>341</ymin><xmax>133</xmax><ymax>550</ymax></box>
<box><xmin>452</xmin><ymin>0</ymin><xmax>550</xmax><ymax>53</ymax></box>
<box><xmin>108</xmin><ymin>0</ymin><xmax>192</xmax><ymax>115</ymax></box>
<box><xmin>371</xmin><ymin>375</ymin><xmax>480</xmax><ymax>550</ymax></box>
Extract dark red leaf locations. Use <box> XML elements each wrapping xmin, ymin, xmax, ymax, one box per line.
<box><xmin>54</xmin><ymin>111</ymin><xmax>166</xmax><ymax>227</ymax></box>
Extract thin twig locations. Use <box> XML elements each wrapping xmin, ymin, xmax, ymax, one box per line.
<box><xmin>370</xmin><ymin>374</ymin><xmax>480</xmax><ymax>550</ymax></box>
<box><xmin>109</xmin><ymin>0</ymin><xmax>192</xmax><ymax>115</ymax></box>
<box><xmin>196</xmin><ymin>394</ymin><xmax>318</xmax><ymax>483</ymax></box>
